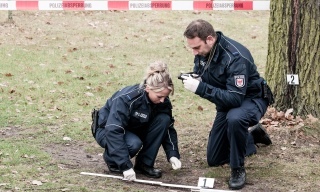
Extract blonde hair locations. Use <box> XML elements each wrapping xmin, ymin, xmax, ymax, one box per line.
<box><xmin>140</xmin><ymin>61</ymin><xmax>174</xmax><ymax>95</ymax></box>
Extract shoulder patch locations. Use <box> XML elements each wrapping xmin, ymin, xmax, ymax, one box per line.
<box><xmin>126</xmin><ymin>89</ymin><xmax>142</xmax><ymax>101</ymax></box>
<box><xmin>225</xmin><ymin>44</ymin><xmax>239</xmax><ymax>57</ymax></box>
<box><xmin>234</xmin><ymin>75</ymin><xmax>246</xmax><ymax>88</ymax></box>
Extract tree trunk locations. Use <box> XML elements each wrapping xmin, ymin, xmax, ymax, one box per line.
<box><xmin>265</xmin><ymin>0</ymin><xmax>320</xmax><ymax>117</ymax></box>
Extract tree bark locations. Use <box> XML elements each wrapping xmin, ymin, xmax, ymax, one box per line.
<box><xmin>265</xmin><ymin>0</ymin><xmax>320</xmax><ymax>117</ymax></box>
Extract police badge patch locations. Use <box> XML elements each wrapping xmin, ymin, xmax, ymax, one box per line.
<box><xmin>234</xmin><ymin>75</ymin><xmax>245</xmax><ymax>88</ymax></box>
<box><xmin>200</xmin><ymin>60</ymin><xmax>206</xmax><ymax>66</ymax></box>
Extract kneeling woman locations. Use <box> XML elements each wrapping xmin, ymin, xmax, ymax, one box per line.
<box><xmin>94</xmin><ymin>61</ymin><xmax>181</xmax><ymax>181</ymax></box>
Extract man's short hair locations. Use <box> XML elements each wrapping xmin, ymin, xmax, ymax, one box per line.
<box><xmin>183</xmin><ymin>19</ymin><xmax>216</xmax><ymax>42</ymax></box>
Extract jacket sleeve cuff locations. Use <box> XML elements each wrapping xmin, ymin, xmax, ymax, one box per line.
<box><xmin>166</xmin><ymin>151</ymin><xmax>180</xmax><ymax>162</ymax></box>
<box><xmin>195</xmin><ymin>81</ymin><xmax>206</xmax><ymax>96</ymax></box>
<box><xmin>119</xmin><ymin>160</ymin><xmax>133</xmax><ymax>172</ymax></box>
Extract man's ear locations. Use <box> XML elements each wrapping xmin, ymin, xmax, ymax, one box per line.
<box><xmin>206</xmin><ymin>35</ymin><xmax>216</xmax><ymax>46</ymax></box>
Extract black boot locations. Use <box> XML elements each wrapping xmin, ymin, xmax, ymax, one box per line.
<box><xmin>106</xmin><ymin>164</ymin><xmax>122</xmax><ymax>174</ymax></box>
<box><xmin>250</xmin><ymin>123</ymin><xmax>272</xmax><ymax>145</ymax></box>
<box><xmin>134</xmin><ymin>160</ymin><xmax>162</xmax><ymax>178</ymax></box>
<box><xmin>228</xmin><ymin>167</ymin><xmax>246</xmax><ymax>190</ymax></box>
<box><xmin>103</xmin><ymin>151</ymin><xmax>121</xmax><ymax>173</ymax></box>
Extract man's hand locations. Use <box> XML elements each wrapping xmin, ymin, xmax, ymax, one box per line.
<box><xmin>182</xmin><ymin>76</ymin><xmax>200</xmax><ymax>93</ymax></box>
<box><xmin>123</xmin><ymin>168</ymin><xmax>136</xmax><ymax>181</ymax></box>
<box><xmin>169</xmin><ymin>157</ymin><xmax>182</xmax><ymax>170</ymax></box>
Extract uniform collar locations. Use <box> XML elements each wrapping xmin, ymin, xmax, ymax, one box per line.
<box><xmin>212</xmin><ymin>31</ymin><xmax>223</xmax><ymax>63</ymax></box>
<box><xmin>142</xmin><ymin>90</ymin><xmax>151</xmax><ymax>105</ymax></box>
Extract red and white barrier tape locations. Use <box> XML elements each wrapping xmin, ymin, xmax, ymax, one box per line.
<box><xmin>0</xmin><ymin>1</ymin><xmax>270</xmax><ymax>11</ymax></box>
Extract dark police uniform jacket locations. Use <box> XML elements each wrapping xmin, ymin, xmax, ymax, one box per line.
<box><xmin>97</xmin><ymin>84</ymin><xmax>180</xmax><ymax>170</ymax></box>
<box><xmin>194</xmin><ymin>32</ymin><xmax>267</xmax><ymax>112</ymax></box>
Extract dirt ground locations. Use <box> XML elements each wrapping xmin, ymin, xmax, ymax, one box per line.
<box><xmin>41</xmin><ymin>112</ymin><xmax>320</xmax><ymax>192</ymax></box>
<box><xmin>3</xmin><ymin>116</ymin><xmax>319</xmax><ymax>192</ymax></box>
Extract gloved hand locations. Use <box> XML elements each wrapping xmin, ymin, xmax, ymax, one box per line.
<box><xmin>182</xmin><ymin>75</ymin><xmax>200</xmax><ymax>93</ymax></box>
<box><xmin>123</xmin><ymin>168</ymin><xmax>136</xmax><ymax>181</ymax></box>
<box><xmin>169</xmin><ymin>157</ymin><xmax>182</xmax><ymax>170</ymax></box>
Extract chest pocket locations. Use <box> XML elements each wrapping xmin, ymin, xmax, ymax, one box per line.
<box><xmin>206</xmin><ymin>63</ymin><xmax>227</xmax><ymax>88</ymax></box>
<box><xmin>132</xmin><ymin>110</ymin><xmax>150</xmax><ymax>123</ymax></box>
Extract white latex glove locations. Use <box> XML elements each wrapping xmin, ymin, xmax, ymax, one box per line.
<box><xmin>182</xmin><ymin>75</ymin><xmax>200</xmax><ymax>93</ymax></box>
<box><xmin>169</xmin><ymin>157</ymin><xmax>182</xmax><ymax>170</ymax></box>
<box><xmin>123</xmin><ymin>168</ymin><xmax>136</xmax><ymax>181</ymax></box>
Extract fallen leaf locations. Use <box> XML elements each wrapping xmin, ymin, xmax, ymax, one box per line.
<box><xmin>277</xmin><ymin>111</ymin><xmax>285</xmax><ymax>120</ymax></box>
<box><xmin>85</xmin><ymin>92</ymin><xmax>94</xmax><ymax>97</ymax></box>
<box><xmin>32</xmin><ymin>180</ymin><xmax>42</xmax><ymax>186</ymax></box>
<box><xmin>5</xmin><ymin>73</ymin><xmax>13</xmax><ymax>77</ymax></box>
<box><xmin>197</xmin><ymin>106</ymin><xmax>203</xmax><ymax>111</ymax></box>
<box><xmin>285</xmin><ymin>108</ymin><xmax>293</xmax><ymax>118</ymax></box>
<box><xmin>63</xmin><ymin>137</ymin><xmax>71</xmax><ymax>141</ymax></box>
<box><xmin>306</xmin><ymin>114</ymin><xmax>318</xmax><ymax>123</ymax></box>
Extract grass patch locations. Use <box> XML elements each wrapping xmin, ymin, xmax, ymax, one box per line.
<box><xmin>1</xmin><ymin>10</ymin><xmax>319</xmax><ymax>192</ymax></box>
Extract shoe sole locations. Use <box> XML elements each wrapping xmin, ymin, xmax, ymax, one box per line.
<box><xmin>228</xmin><ymin>180</ymin><xmax>245</xmax><ymax>190</ymax></box>
<box><xmin>229</xmin><ymin>185</ymin><xmax>245</xmax><ymax>190</ymax></box>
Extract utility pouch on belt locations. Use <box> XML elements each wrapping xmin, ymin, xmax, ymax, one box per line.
<box><xmin>91</xmin><ymin>108</ymin><xmax>99</xmax><ymax>138</ymax></box>
<box><xmin>261</xmin><ymin>81</ymin><xmax>274</xmax><ymax>106</ymax></box>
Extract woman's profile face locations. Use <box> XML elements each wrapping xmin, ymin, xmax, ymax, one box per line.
<box><xmin>145</xmin><ymin>87</ymin><xmax>171</xmax><ymax>104</ymax></box>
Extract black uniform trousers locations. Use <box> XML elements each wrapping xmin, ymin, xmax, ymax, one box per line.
<box><xmin>207</xmin><ymin>98</ymin><xmax>268</xmax><ymax>169</ymax></box>
<box><xmin>96</xmin><ymin>113</ymin><xmax>171</xmax><ymax>168</ymax></box>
